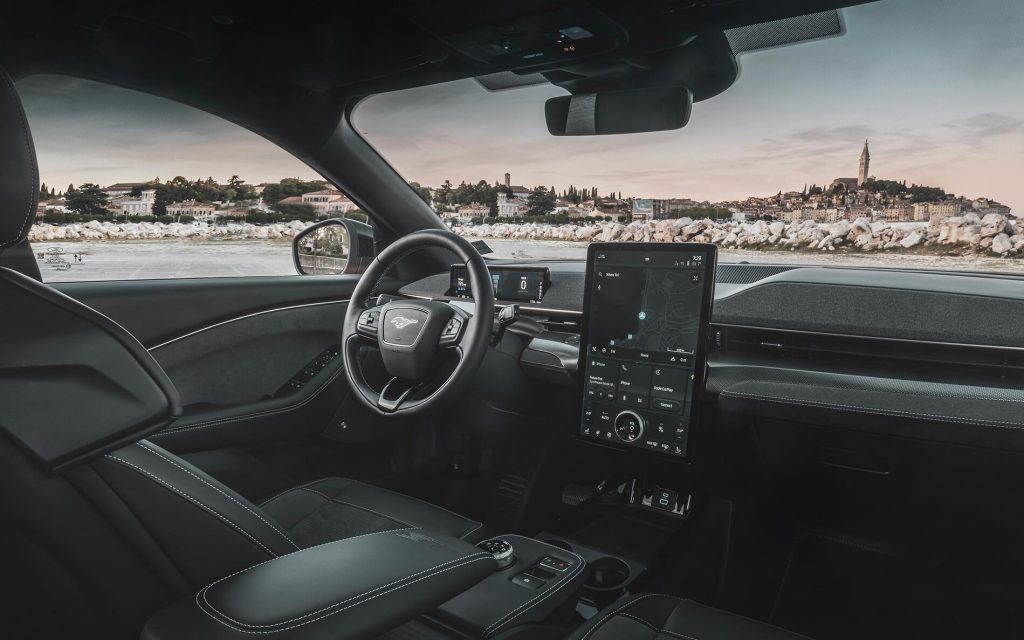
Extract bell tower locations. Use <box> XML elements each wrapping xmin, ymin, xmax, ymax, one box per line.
<box><xmin>858</xmin><ymin>139</ymin><xmax>870</xmax><ymax>187</ymax></box>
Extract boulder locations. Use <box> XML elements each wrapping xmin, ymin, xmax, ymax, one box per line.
<box><xmin>979</xmin><ymin>213</ymin><xmax>1009</xmax><ymax>238</ymax></box>
<box><xmin>991</xmin><ymin>233</ymin><xmax>1012</xmax><ymax>255</ymax></box>
<box><xmin>899</xmin><ymin>231</ymin><xmax>923</xmax><ymax>248</ymax></box>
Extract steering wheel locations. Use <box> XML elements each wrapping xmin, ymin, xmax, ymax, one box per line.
<box><xmin>342</xmin><ymin>229</ymin><xmax>494</xmax><ymax>417</ymax></box>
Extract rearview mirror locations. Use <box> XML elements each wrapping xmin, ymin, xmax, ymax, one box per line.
<box><xmin>292</xmin><ymin>218</ymin><xmax>374</xmax><ymax>275</ymax></box>
<box><xmin>545</xmin><ymin>87</ymin><xmax>692</xmax><ymax>136</ymax></box>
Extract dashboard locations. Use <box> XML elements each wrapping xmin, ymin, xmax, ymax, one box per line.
<box><xmin>400</xmin><ymin>253</ymin><xmax>1024</xmax><ymax>456</ymax></box>
<box><xmin>577</xmin><ymin>244</ymin><xmax>716</xmax><ymax>460</ymax></box>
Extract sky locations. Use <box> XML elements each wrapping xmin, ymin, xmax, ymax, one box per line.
<box><xmin>17</xmin><ymin>0</ymin><xmax>1024</xmax><ymax>212</ymax></box>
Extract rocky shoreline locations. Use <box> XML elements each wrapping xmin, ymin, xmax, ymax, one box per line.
<box><xmin>28</xmin><ymin>213</ymin><xmax>1024</xmax><ymax>257</ymax></box>
<box><xmin>28</xmin><ymin>220</ymin><xmax>310</xmax><ymax>242</ymax></box>
<box><xmin>454</xmin><ymin>212</ymin><xmax>1024</xmax><ymax>256</ymax></box>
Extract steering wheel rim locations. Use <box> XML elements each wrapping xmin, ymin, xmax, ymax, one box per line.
<box><xmin>341</xmin><ymin>229</ymin><xmax>494</xmax><ymax>418</ymax></box>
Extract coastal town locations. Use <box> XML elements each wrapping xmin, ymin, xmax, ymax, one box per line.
<box><xmin>33</xmin><ymin>141</ymin><xmax>1015</xmax><ymax>228</ymax></box>
<box><xmin>436</xmin><ymin>141</ymin><xmax>1015</xmax><ymax>226</ymax></box>
<box><xmin>28</xmin><ymin>140</ymin><xmax>1023</xmax><ymax>259</ymax></box>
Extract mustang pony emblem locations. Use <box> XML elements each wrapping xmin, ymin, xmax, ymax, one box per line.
<box><xmin>390</xmin><ymin>316</ymin><xmax>420</xmax><ymax>330</ymax></box>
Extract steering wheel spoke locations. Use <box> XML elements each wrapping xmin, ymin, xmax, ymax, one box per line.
<box><xmin>377</xmin><ymin>377</ymin><xmax>422</xmax><ymax>413</ymax></box>
<box><xmin>354</xmin><ymin>307</ymin><xmax>383</xmax><ymax>340</ymax></box>
<box><xmin>438</xmin><ymin>306</ymin><xmax>470</xmax><ymax>348</ymax></box>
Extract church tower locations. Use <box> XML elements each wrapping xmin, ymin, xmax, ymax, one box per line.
<box><xmin>858</xmin><ymin>139</ymin><xmax>870</xmax><ymax>187</ymax></box>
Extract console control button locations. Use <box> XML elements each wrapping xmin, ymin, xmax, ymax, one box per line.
<box><xmin>511</xmin><ymin>573</ymin><xmax>546</xmax><ymax>590</ymax></box>
<box><xmin>653</xmin><ymin>488</ymin><xmax>679</xmax><ymax>511</ymax></box>
<box><xmin>539</xmin><ymin>556</ymin><xmax>572</xmax><ymax>572</ymax></box>
<box><xmin>613</xmin><ymin>411</ymin><xmax>645</xmax><ymax>443</ymax></box>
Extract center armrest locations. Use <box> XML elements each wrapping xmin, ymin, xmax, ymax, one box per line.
<box><xmin>142</xmin><ymin>528</ymin><xmax>496</xmax><ymax>640</ymax></box>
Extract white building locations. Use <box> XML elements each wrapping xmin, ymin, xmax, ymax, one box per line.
<box><xmin>112</xmin><ymin>189</ymin><xmax>156</xmax><ymax>217</ymax></box>
<box><xmin>103</xmin><ymin>182</ymin><xmax>147</xmax><ymax>199</ymax></box>
<box><xmin>166</xmin><ymin>199</ymin><xmax>217</xmax><ymax>221</ymax></box>
<box><xmin>301</xmin><ymin>188</ymin><xmax>358</xmax><ymax>217</ymax></box>
<box><xmin>497</xmin><ymin>192</ymin><xmax>527</xmax><ymax>217</ymax></box>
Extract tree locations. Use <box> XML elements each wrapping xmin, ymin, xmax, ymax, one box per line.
<box><xmin>526</xmin><ymin>186</ymin><xmax>556</xmax><ymax>216</ymax></box>
<box><xmin>39</xmin><ymin>182</ymin><xmax>49</xmax><ymax>201</ymax></box>
<box><xmin>65</xmin><ymin>183</ymin><xmax>109</xmax><ymax>217</ymax></box>
<box><xmin>408</xmin><ymin>182</ymin><xmax>432</xmax><ymax>206</ymax></box>
<box><xmin>260</xmin><ymin>178</ymin><xmax>324</xmax><ymax>204</ymax></box>
<box><xmin>227</xmin><ymin>174</ymin><xmax>256</xmax><ymax>200</ymax></box>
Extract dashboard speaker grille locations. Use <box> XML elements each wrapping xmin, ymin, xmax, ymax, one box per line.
<box><xmin>717</xmin><ymin>264</ymin><xmax>797</xmax><ymax>284</ymax></box>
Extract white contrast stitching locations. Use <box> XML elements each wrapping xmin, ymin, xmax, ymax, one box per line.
<box><xmin>618</xmin><ymin>613</ymin><xmax>660</xmax><ymax>632</ymax></box>
<box><xmin>104</xmin><ymin>454</ymin><xmax>277</xmax><ymax>557</ymax></box>
<box><xmin>484</xmin><ymin>535</ymin><xmax>587</xmax><ymax>637</ymax></box>
<box><xmin>197</xmin><ymin>528</ymin><xmax>418</xmax><ymax>588</ymax></box>
<box><xmin>578</xmin><ymin>594</ymin><xmax>664</xmax><ymax>640</ymax></box>
<box><xmin>256</xmin><ymin>478</ymin><xmax>330</xmax><ymax>508</ymax></box>
<box><xmin>661</xmin><ymin>629</ymin><xmax>700</xmax><ymax>640</ymax></box>
<box><xmin>197</xmin><ymin>554</ymin><xmax>492</xmax><ymax>633</ymax></box>
<box><xmin>721</xmin><ymin>390</ymin><xmax>1024</xmax><ymax>430</ymax></box>
<box><xmin>137</xmin><ymin>442</ymin><xmax>299</xmax><ymax>550</ymax></box>
<box><xmin>0</xmin><ymin>69</ymin><xmax>36</xmax><ymax>249</ymax></box>
<box><xmin>298</xmin><ymin>487</ymin><xmax>414</xmax><ymax>528</ymax></box>
<box><xmin>154</xmin><ymin>366</ymin><xmax>345</xmax><ymax>437</ymax></box>
<box><xmin>350</xmin><ymin>479</ymin><xmax>480</xmax><ymax>528</ymax></box>
<box><xmin>260</xmin><ymin>478</ymin><xmax>480</xmax><ymax>539</ymax></box>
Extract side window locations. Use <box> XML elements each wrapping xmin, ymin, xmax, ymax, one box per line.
<box><xmin>17</xmin><ymin>75</ymin><xmax>368</xmax><ymax>282</ymax></box>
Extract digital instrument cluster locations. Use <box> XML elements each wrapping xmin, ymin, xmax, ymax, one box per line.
<box><xmin>450</xmin><ymin>265</ymin><xmax>550</xmax><ymax>304</ymax></box>
<box><xmin>577</xmin><ymin>244</ymin><xmax>716</xmax><ymax>460</ymax></box>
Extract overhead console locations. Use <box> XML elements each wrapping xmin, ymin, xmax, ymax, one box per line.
<box><xmin>577</xmin><ymin>243</ymin><xmax>716</xmax><ymax>460</ymax></box>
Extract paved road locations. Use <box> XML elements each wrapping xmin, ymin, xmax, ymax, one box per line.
<box><xmin>33</xmin><ymin>238</ymin><xmax>1024</xmax><ymax>283</ymax></box>
<box><xmin>36</xmin><ymin>240</ymin><xmax>295</xmax><ymax>282</ymax></box>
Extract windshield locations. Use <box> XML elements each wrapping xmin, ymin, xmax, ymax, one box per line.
<box><xmin>354</xmin><ymin>0</ymin><xmax>1024</xmax><ymax>271</ymax></box>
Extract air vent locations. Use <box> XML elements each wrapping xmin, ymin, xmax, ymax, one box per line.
<box><xmin>535</xmin><ymin>315</ymin><xmax>582</xmax><ymax>334</ymax></box>
<box><xmin>712</xmin><ymin>324</ymin><xmax>1024</xmax><ymax>384</ymax></box>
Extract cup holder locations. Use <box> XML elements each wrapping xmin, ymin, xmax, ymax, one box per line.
<box><xmin>543</xmin><ymin>539</ymin><xmax>574</xmax><ymax>552</ymax></box>
<box><xmin>584</xmin><ymin>557</ymin><xmax>630</xmax><ymax>591</ymax></box>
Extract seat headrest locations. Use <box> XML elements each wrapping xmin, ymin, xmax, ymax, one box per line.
<box><xmin>0</xmin><ymin>66</ymin><xmax>38</xmax><ymax>254</ymax></box>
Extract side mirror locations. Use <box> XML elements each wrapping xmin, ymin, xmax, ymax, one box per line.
<box><xmin>545</xmin><ymin>87</ymin><xmax>692</xmax><ymax>136</ymax></box>
<box><xmin>292</xmin><ymin>218</ymin><xmax>374</xmax><ymax>275</ymax></box>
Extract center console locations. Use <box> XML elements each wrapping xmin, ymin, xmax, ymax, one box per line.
<box><xmin>435</xmin><ymin>535</ymin><xmax>587</xmax><ymax>637</ymax></box>
<box><xmin>577</xmin><ymin>243</ymin><xmax>717</xmax><ymax>460</ymax></box>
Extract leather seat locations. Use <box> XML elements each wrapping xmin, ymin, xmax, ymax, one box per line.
<box><xmin>258</xmin><ymin>477</ymin><xmax>483</xmax><ymax>547</ymax></box>
<box><xmin>0</xmin><ymin>63</ymin><xmax>480</xmax><ymax>638</ymax></box>
<box><xmin>566</xmin><ymin>594</ymin><xmax>811</xmax><ymax>640</ymax></box>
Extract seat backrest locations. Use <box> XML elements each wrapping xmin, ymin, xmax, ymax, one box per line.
<box><xmin>0</xmin><ymin>65</ymin><xmax>299</xmax><ymax>640</ymax></box>
<box><xmin>0</xmin><ymin>65</ymin><xmax>41</xmax><ymax>279</ymax></box>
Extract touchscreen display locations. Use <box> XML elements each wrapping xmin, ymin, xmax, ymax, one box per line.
<box><xmin>578</xmin><ymin>244</ymin><xmax>716</xmax><ymax>459</ymax></box>
<box><xmin>450</xmin><ymin>265</ymin><xmax>549</xmax><ymax>303</ymax></box>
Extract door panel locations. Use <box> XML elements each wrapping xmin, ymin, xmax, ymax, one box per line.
<box><xmin>53</xmin><ymin>275</ymin><xmax>360</xmax><ymax>348</ymax></box>
<box><xmin>150</xmin><ymin>301</ymin><xmax>346</xmax><ymax>407</ymax></box>
<box><xmin>55</xmin><ymin>276</ymin><xmax>360</xmax><ymax>452</ymax></box>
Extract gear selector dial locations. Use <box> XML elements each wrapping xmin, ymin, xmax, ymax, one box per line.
<box><xmin>477</xmin><ymin>538</ymin><xmax>515</xmax><ymax>569</ymax></box>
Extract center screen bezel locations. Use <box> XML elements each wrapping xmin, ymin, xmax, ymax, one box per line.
<box><xmin>576</xmin><ymin>242</ymin><xmax>717</xmax><ymax>462</ymax></box>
